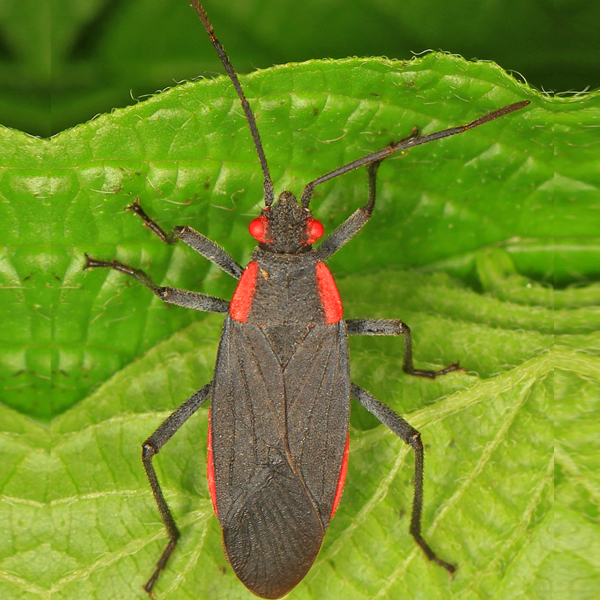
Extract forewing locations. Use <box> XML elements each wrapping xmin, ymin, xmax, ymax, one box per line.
<box><xmin>211</xmin><ymin>318</ymin><xmax>288</xmax><ymax>517</ymax></box>
<box><xmin>284</xmin><ymin>321</ymin><xmax>351</xmax><ymax>526</ymax></box>
<box><xmin>211</xmin><ymin>317</ymin><xmax>324</xmax><ymax>598</ymax></box>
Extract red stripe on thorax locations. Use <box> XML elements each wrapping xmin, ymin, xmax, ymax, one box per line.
<box><xmin>206</xmin><ymin>408</ymin><xmax>218</xmax><ymax>517</ymax></box>
<box><xmin>330</xmin><ymin>433</ymin><xmax>350</xmax><ymax>519</ymax></box>
<box><xmin>315</xmin><ymin>262</ymin><xmax>343</xmax><ymax>324</ymax></box>
<box><xmin>229</xmin><ymin>261</ymin><xmax>259</xmax><ymax>322</ymax></box>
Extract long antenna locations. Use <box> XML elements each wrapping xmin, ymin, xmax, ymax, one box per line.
<box><xmin>300</xmin><ymin>100</ymin><xmax>530</xmax><ymax>207</ymax></box>
<box><xmin>190</xmin><ymin>1</ymin><xmax>275</xmax><ymax>206</ymax></box>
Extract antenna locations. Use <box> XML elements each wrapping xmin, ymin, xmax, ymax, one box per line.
<box><xmin>300</xmin><ymin>100</ymin><xmax>530</xmax><ymax>208</ymax></box>
<box><xmin>190</xmin><ymin>1</ymin><xmax>275</xmax><ymax>206</ymax></box>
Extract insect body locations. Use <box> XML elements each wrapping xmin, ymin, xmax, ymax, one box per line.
<box><xmin>210</xmin><ymin>237</ymin><xmax>350</xmax><ymax>596</ymax></box>
<box><xmin>84</xmin><ymin>1</ymin><xmax>529</xmax><ymax>597</ymax></box>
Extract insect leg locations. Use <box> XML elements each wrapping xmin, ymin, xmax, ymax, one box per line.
<box><xmin>317</xmin><ymin>160</ymin><xmax>383</xmax><ymax>261</ymax></box>
<box><xmin>318</xmin><ymin>130</ymin><xmax>417</xmax><ymax>261</ymax></box>
<box><xmin>346</xmin><ymin>318</ymin><xmax>463</xmax><ymax>378</ymax></box>
<box><xmin>84</xmin><ymin>254</ymin><xmax>229</xmax><ymax>314</ymax></box>
<box><xmin>350</xmin><ymin>382</ymin><xmax>456</xmax><ymax>575</ymax></box>
<box><xmin>142</xmin><ymin>382</ymin><xmax>212</xmax><ymax>595</ymax></box>
<box><xmin>128</xmin><ymin>199</ymin><xmax>244</xmax><ymax>279</ymax></box>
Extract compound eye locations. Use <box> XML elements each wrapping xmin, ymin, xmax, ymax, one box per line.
<box><xmin>249</xmin><ymin>215</ymin><xmax>269</xmax><ymax>244</ymax></box>
<box><xmin>306</xmin><ymin>218</ymin><xmax>324</xmax><ymax>245</ymax></box>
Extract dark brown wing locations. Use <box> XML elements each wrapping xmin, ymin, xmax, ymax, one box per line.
<box><xmin>210</xmin><ymin>317</ymin><xmax>350</xmax><ymax>598</ymax></box>
<box><xmin>284</xmin><ymin>321</ymin><xmax>351</xmax><ymax>526</ymax></box>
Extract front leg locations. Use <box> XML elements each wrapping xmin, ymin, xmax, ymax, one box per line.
<box><xmin>316</xmin><ymin>161</ymin><xmax>381</xmax><ymax>261</ymax></box>
<box><xmin>317</xmin><ymin>128</ymin><xmax>419</xmax><ymax>262</ymax></box>
<box><xmin>346</xmin><ymin>318</ymin><xmax>462</xmax><ymax>378</ymax></box>
<box><xmin>351</xmin><ymin>382</ymin><xmax>455</xmax><ymax>574</ymax></box>
<box><xmin>128</xmin><ymin>199</ymin><xmax>243</xmax><ymax>279</ymax></box>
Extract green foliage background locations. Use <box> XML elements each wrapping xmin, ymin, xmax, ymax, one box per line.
<box><xmin>0</xmin><ymin>1</ymin><xmax>598</xmax><ymax>600</ymax></box>
<box><xmin>0</xmin><ymin>0</ymin><xmax>599</xmax><ymax>136</ymax></box>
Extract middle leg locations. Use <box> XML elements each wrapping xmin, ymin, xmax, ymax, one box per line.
<box><xmin>346</xmin><ymin>318</ymin><xmax>462</xmax><ymax>378</ymax></box>
<box><xmin>84</xmin><ymin>254</ymin><xmax>229</xmax><ymax>314</ymax></box>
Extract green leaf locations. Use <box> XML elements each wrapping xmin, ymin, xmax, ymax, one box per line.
<box><xmin>554</xmin><ymin>356</ymin><xmax>600</xmax><ymax>600</ymax></box>
<box><xmin>4</xmin><ymin>0</ymin><xmax>596</xmax><ymax>135</ymax></box>
<box><xmin>42</xmin><ymin>264</ymin><xmax>559</xmax><ymax>600</ymax></box>
<box><xmin>3</xmin><ymin>54</ymin><xmax>564</xmax><ymax>420</ymax></box>
<box><xmin>0</xmin><ymin>54</ymin><xmax>597</xmax><ymax>599</ymax></box>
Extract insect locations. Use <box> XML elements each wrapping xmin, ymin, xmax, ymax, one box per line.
<box><xmin>84</xmin><ymin>1</ymin><xmax>529</xmax><ymax>598</ymax></box>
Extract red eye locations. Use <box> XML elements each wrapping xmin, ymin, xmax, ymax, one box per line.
<box><xmin>249</xmin><ymin>215</ymin><xmax>269</xmax><ymax>243</ymax></box>
<box><xmin>306</xmin><ymin>218</ymin><xmax>324</xmax><ymax>245</ymax></box>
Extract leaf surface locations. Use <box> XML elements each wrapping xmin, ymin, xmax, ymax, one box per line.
<box><xmin>0</xmin><ymin>55</ymin><xmax>597</xmax><ymax>600</ymax></box>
